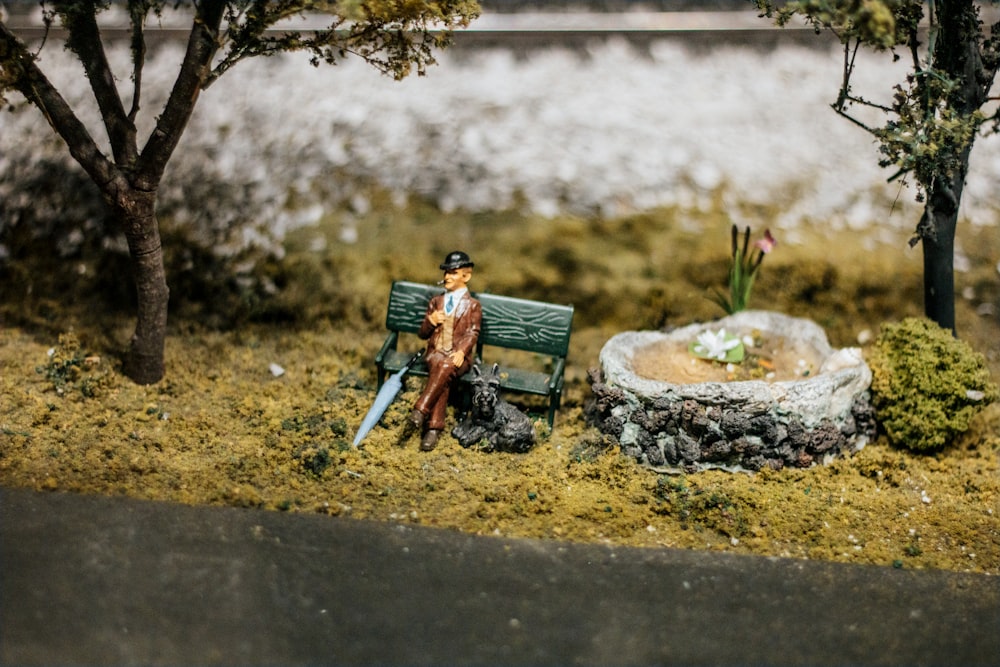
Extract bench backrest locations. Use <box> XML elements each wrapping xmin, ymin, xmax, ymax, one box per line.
<box><xmin>385</xmin><ymin>281</ymin><xmax>573</xmax><ymax>357</ymax></box>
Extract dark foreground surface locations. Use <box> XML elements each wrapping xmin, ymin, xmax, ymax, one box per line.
<box><xmin>2</xmin><ymin>487</ymin><xmax>997</xmax><ymax>666</ymax></box>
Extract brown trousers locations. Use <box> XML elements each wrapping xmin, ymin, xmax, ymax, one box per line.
<box><xmin>413</xmin><ymin>349</ymin><xmax>471</xmax><ymax>431</ymax></box>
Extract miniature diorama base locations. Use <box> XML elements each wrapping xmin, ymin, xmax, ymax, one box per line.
<box><xmin>592</xmin><ymin>310</ymin><xmax>876</xmax><ymax>473</ymax></box>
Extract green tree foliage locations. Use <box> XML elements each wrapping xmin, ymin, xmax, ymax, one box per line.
<box><xmin>869</xmin><ymin>317</ymin><xmax>998</xmax><ymax>451</ymax></box>
<box><xmin>0</xmin><ymin>0</ymin><xmax>479</xmax><ymax>384</ymax></box>
<box><xmin>755</xmin><ymin>0</ymin><xmax>1000</xmax><ymax>334</ymax></box>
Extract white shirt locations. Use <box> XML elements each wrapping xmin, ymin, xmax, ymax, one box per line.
<box><xmin>444</xmin><ymin>287</ymin><xmax>467</xmax><ymax>316</ymax></box>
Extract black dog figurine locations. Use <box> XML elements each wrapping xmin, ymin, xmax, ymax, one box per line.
<box><xmin>453</xmin><ymin>364</ymin><xmax>536</xmax><ymax>453</ymax></box>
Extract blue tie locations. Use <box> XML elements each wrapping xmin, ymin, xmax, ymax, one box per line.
<box><xmin>446</xmin><ymin>294</ymin><xmax>455</xmax><ymax>314</ymax></box>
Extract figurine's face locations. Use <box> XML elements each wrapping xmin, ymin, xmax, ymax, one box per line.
<box><xmin>442</xmin><ymin>267</ymin><xmax>472</xmax><ymax>292</ymax></box>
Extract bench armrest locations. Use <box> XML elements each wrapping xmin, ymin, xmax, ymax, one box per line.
<box><xmin>375</xmin><ymin>331</ymin><xmax>400</xmax><ymax>366</ymax></box>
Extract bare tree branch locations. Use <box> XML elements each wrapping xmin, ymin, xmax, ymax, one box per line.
<box><xmin>135</xmin><ymin>2</ymin><xmax>225</xmax><ymax>190</ymax></box>
<box><xmin>56</xmin><ymin>2</ymin><xmax>138</xmax><ymax>168</ymax></box>
<box><xmin>831</xmin><ymin>102</ymin><xmax>880</xmax><ymax>134</ymax></box>
<box><xmin>0</xmin><ymin>20</ymin><xmax>121</xmax><ymax>195</ymax></box>
<box><xmin>128</xmin><ymin>1</ymin><xmax>150</xmax><ymax>123</ymax></box>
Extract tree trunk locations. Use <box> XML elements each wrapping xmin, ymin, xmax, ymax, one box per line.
<box><xmin>921</xmin><ymin>175</ymin><xmax>962</xmax><ymax>334</ymax></box>
<box><xmin>919</xmin><ymin>0</ymin><xmax>989</xmax><ymax>335</ymax></box>
<box><xmin>113</xmin><ymin>189</ymin><xmax>168</xmax><ymax>384</ymax></box>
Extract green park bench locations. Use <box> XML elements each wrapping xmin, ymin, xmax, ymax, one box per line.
<box><xmin>375</xmin><ymin>281</ymin><xmax>574</xmax><ymax>427</ymax></box>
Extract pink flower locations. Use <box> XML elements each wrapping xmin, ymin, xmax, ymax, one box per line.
<box><xmin>714</xmin><ymin>224</ymin><xmax>776</xmax><ymax>315</ymax></box>
<box><xmin>754</xmin><ymin>229</ymin><xmax>777</xmax><ymax>254</ymax></box>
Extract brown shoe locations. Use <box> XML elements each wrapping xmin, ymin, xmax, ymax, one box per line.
<box><xmin>406</xmin><ymin>409</ymin><xmax>425</xmax><ymax>432</ymax></box>
<box><xmin>420</xmin><ymin>429</ymin><xmax>441</xmax><ymax>451</ymax></box>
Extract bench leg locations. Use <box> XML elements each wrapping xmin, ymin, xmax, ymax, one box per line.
<box><xmin>547</xmin><ymin>392</ymin><xmax>560</xmax><ymax>428</ymax></box>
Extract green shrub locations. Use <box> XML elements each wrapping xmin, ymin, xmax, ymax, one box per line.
<box><xmin>869</xmin><ymin>318</ymin><xmax>998</xmax><ymax>451</ymax></box>
<box><xmin>35</xmin><ymin>332</ymin><xmax>109</xmax><ymax>398</ymax></box>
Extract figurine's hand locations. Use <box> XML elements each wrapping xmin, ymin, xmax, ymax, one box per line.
<box><xmin>451</xmin><ymin>350</ymin><xmax>465</xmax><ymax>367</ymax></box>
<box><xmin>428</xmin><ymin>310</ymin><xmax>446</xmax><ymax>327</ymax></box>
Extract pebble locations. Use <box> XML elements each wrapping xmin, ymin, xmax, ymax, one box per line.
<box><xmin>10</xmin><ymin>39</ymin><xmax>1000</xmax><ymax>269</ymax></box>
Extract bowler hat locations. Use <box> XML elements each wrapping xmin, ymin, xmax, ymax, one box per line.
<box><xmin>440</xmin><ymin>251</ymin><xmax>474</xmax><ymax>271</ymax></box>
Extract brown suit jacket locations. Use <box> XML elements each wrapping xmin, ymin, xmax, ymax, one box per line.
<box><xmin>418</xmin><ymin>291</ymin><xmax>482</xmax><ymax>362</ymax></box>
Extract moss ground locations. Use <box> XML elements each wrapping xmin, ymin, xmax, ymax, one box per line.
<box><xmin>1</xmin><ymin>194</ymin><xmax>998</xmax><ymax>574</ymax></box>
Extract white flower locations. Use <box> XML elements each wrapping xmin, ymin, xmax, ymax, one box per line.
<box><xmin>693</xmin><ymin>328</ymin><xmax>741</xmax><ymax>361</ymax></box>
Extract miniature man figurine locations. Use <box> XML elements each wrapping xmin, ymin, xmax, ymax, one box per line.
<box><xmin>407</xmin><ymin>251</ymin><xmax>482</xmax><ymax>451</ymax></box>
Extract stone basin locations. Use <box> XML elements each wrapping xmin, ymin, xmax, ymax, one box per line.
<box><xmin>592</xmin><ymin>311</ymin><xmax>875</xmax><ymax>472</ymax></box>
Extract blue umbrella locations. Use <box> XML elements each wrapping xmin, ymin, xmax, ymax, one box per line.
<box><xmin>353</xmin><ymin>352</ymin><xmax>422</xmax><ymax>447</ymax></box>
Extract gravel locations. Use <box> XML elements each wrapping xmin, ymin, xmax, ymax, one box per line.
<box><xmin>3</xmin><ymin>35</ymin><xmax>999</xmax><ymax>260</ymax></box>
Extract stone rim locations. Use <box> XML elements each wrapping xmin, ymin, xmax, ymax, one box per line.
<box><xmin>594</xmin><ymin>311</ymin><xmax>875</xmax><ymax>472</ymax></box>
